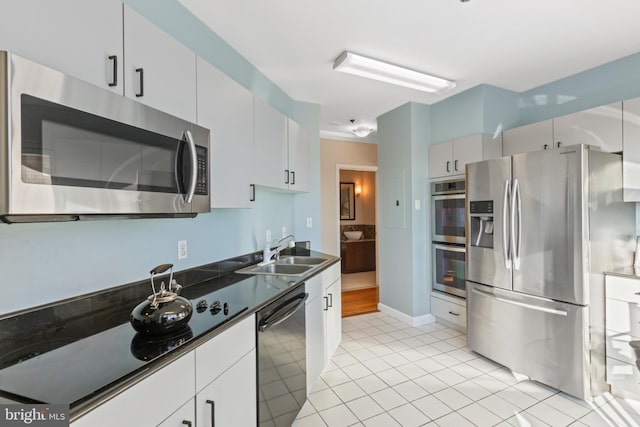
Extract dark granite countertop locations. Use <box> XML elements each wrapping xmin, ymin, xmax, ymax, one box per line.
<box><xmin>0</xmin><ymin>246</ymin><xmax>339</xmax><ymax>420</ymax></box>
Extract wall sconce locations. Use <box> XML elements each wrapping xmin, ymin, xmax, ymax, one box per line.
<box><xmin>355</xmin><ymin>185</ymin><xmax>362</xmax><ymax>197</ymax></box>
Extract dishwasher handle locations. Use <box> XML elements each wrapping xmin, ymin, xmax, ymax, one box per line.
<box><xmin>258</xmin><ymin>292</ymin><xmax>308</xmax><ymax>332</ymax></box>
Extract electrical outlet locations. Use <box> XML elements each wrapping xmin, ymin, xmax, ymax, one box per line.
<box><xmin>282</xmin><ymin>226</ymin><xmax>287</xmax><ymax>238</ymax></box>
<box><xmin>266</xmin><ymin>229</ymin><xmax>271</xmax><ymax>243</ymax></box>
<box><xmin>177</xmin><ymin>240</ymin><xmax>187</xmax><ymax>260</ymax></box>
<box><xmin>306</xmin><ymin>217</ymin><xmax>312</xmax><ymax>228</ymax></box>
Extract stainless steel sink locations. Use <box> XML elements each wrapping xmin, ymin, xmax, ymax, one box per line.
<box><xmin>278</xmin><ymin>256</ymin><xmax>326</xmax><ymax>265</ymax></box>
<box><xmin>235</xmin><ymin>255</ymin><xmax>331</xmax><ymax>277</ymax></box>
<box><xmin>236</xmin><ymin>263</ymin><xmax>312</xmax><ymax>276</ymax></box>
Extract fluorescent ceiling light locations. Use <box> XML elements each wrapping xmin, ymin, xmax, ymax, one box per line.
<box><xmin>333</xmin><ymin>51</ymin><xmax>456</xmax><ymax>94</ymax></box>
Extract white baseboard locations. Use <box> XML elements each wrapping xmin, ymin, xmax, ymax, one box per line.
<box><xmin>377</xmin><ymin>303</ymin><xmax>437</xmax><ymax>327</ymax></box>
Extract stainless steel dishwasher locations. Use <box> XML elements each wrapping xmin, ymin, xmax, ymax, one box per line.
<box><xmin>256</xmin><ymin>284</ymin><xmax>308</xmax><ymax>427</ymax></box>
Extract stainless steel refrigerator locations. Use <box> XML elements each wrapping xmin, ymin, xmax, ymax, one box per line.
<box><xmin>466</xmin><ymin>144</ymin><xmax>635</xmax><ymax>400</ymax></box>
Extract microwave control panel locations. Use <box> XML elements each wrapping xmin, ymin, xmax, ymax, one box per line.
<box><xmin>195</xmin><ymin>146</ymin><xmax>208</xmax><ymax>195</ymax></box>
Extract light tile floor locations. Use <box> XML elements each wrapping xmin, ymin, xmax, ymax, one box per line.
<box><xmin>293</xmin><ymin>312</ymin><xmax>640</xmax><ymax>427</ymax></box>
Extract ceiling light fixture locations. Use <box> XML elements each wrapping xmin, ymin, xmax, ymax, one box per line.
<box><xmin>333</xmin><ymin>51</ymin><xmax>456</xmax><ymax>94</ymax></box>
<box><xmin>352</xmin><ymin>125</ymin><xmax>374</xmax><ymax>138</ymax></box>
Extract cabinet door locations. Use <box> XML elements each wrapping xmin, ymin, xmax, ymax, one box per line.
<box><xmin>196</xmin><ymin>349</ymin><xmax>257</xmax><ymax>427</ymax></box>
<box><xmin>158</xmin><ymin>398</ymin><xmax>195</xmax><ymax>427</ymax></box>
<box><xmin>325</xmin><ymin>278</ymin><xmax>342</xmax><ymax>360</ymax></box>
<box><xmin>428</xmin><ymin>141</ymin><xmax>453</xmax><ymax>178</ymax></box>
<box><xmin>288</xmin><ymin>119</ymin><xmax>311</xmax><ymax>193</ymax></box>
<box><xmin>553</xmin><ymin>102</ymin><xmax>622</xmax><ymax>152</ymax></box>
<box><xmin>0</xmin><ymin>0</ymin><xmax>123</xmax><ymax>93</ymax></box>
<box><xmin>123</xmin><ymin>5</ymin><xmax>197</xmax><ymax>122</ymax></box>
<box><xmin>71</xmin><ymin>352</ymin><xmax>195</xmax><ymax>427</ymax></box>
<box><xmin>502</xmin><ymin>120</ymin><xmax>553</xmax><ymax>156</ymax></box>
<box><xmin>254</xmin><ymin>97</ymin><xmax>289</xmax><ymax>190</ymax></box>
<box><xmin>452</xmin><ymin>134</ymin><xmax>484</xmax><ymax>175</ymax></box>
<box><xmin>305</xmin><ymin>275</ymin><xmax>326</xmax><ymax>393</ymax></box>
<box><xmin>197</xmin><ymin>57</ymin><xmax>254</xmax><ymax>208</ymax></box>
<box><xmin>622</xmin><ymin>97</ymin><xmax>640</xmax><ymax>201</ymax></box>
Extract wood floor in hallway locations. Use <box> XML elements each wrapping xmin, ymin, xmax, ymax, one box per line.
<box><xmin>341</xmin><ymin>286</ymin><xmax>379</xmax><ymax>317</ymax></box>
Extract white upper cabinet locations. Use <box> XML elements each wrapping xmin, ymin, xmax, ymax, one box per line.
<box><xmin>429</xmin><ymin>134</ymin><xmax>502</xmax><ymax>178</ymax></box>
<box><xmin>622</xmin><ymin>97</ymin><xmax>640</xmax><ymax>201</ymax></box>
<box><xmin>253</xmin><ymin>97</ymin><xmax>311</xmax><ymax>192</ymax></box>
<box><xmin>502</xmin><ymin>120</ymin><xmax>553</xmax><ymax>156</ymax></box>
<box><xmin>503</xmin><ymin>102</ymin><xmax>623</xmax><ymax>156</ymax></box>
<box><xmin>197</xmin><ymin>57</ymin><xmax>254</xmax><ymax>208</ymax></box>
<box><xmin>254</xmin><ymin>96</ymin><xmax>289</xmax><ymax>190</ymax></box>
<box><xmin>123</xmin><ymin>5</ymin><xmax>197</xmax><ymax>122</ymax></box>
<box><xmin>0</xmin><ymin>0</ymin><xmax>123</xmax><ymax>93</ymax></box>
<box><xmin>287</xmin><ymin>119</ymin><xmax>311</xmax><ymax>192</ymax></box>
<box><xmin>553</xmin><ymin>102</ymin><xmax>622</xmax><ymax>152</ymax></box>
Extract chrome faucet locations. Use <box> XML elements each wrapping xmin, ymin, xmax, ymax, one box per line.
<box><xmin>260</xmin><ymin>235</ymin><xmax>295</xmax><ymax>265</ymax></box>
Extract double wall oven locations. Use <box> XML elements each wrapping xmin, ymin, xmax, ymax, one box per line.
<box><xmin>431</xmin><ymin>179</ymin><xmax>466</xmax><ymax>298</ymax></box>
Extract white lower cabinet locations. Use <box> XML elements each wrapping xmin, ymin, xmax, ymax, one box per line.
<box><xmin>196</xmin><ymin>349</ymin><xmax>256</xmax><ymax>427</ymax></box>
<box><xmin>158</xmin><ymin>398</ymin><xmax>195</xmax><ymax>427</ymax></box>
<box><xmin>605</xmin><ymin>274</ymin><xmax>640</xmax><ymax>399</ymax></box>
<box><xmin>431</xmin><ymin>292</ymin><xmax>466</xmax><ymax>331</ymax></box>
<box><xmin>305</xmin><ymin>274</ymin><xmax>326</xmax><ymax>393</ymax></box>
<box><xmin>70</xmin><ymin>352</ymin><xmax>195</xmax><ymax>427</ymax></box>
<box><xmin>305</xmin><ymin>263</ymin><xmax>342</xmax><ymax>392</ymax></box>
<box><xmin>195</xmin><ymin>315</ymin><xmax>257</xmax><ymax>427</ymax></box>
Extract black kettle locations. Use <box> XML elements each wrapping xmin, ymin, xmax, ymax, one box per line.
<box><xmin>130</xmin><ymin>264</ymin><xmax>193</xmax><ymax>336</ymax></box>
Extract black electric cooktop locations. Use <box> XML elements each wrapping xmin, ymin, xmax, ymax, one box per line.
<box><xmin>0</xmin><ymin>280</ymin><xmax>250</xmax><ymax>407</ymax></box>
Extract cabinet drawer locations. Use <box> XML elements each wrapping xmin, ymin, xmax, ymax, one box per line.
<box><xmin>606</xmin><ymin>356</ymin><xmax>640</xmax><ymax>397</ymax></box>
<box><xmin>322</xmin><ymin>262</ymin><xmax>341</xmax><ymax>286</ymax></box>
<box><xmin>606</xmin><ymin>298</ymin><xmax>640</xmax><ymax>336</ymax></box>
<box><xmin>607</xmin><ymin>276</ymin><xmax>640</xmax><ymax>304</ymax></box>
<box><xmin>195</xmin><ymin>315</ymin><xmax>255</xmax><ymax>392</ymax></box>
<box><xmin>606</xmin><ymin>329</ymin><xmax>640</xmax><ymax>365</ymax></box>
<box><xmin>431</xmin><ymin>296</ymin><xmax>466</xmax><ymax>328</ymax></box>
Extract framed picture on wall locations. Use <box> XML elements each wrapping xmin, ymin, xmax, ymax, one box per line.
<box><xmin>340</xmin><ymin>182</ymin><xmax>355</xmax><ymax>220</ymax></box>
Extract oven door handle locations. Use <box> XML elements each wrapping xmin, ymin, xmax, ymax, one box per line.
<box><xmin>258</xmin><ymin>293</ymin><xmax>308</xmax><ymax>332</ymax></box>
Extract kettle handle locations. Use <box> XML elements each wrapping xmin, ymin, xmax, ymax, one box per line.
<box><xmin>150</xmin><ymin>264</ymin><xmax>173</xmax><ymax>275</ymax></box>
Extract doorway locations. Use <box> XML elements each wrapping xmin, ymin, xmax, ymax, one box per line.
<box><xmin>337</xmin><ymin>166</ymin><xmax>379</xmax><ymax>316</ymax></box>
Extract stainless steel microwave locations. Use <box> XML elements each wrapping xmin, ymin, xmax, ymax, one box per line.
<box><xmin>0</xmin><ymin>51</ymin><xmax>210</xmax><ymax>223</ymax></box>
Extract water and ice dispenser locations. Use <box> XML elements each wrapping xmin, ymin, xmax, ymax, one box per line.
<box><xmin>469</xmin><ymin>200</ymin><xmax>494</xmax><ymax>248</ymax></box>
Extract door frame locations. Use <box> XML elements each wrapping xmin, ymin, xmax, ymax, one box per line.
<box><xmin>336</xmin><ymin>164</ymin><xmax>379</xmax><ymax>286</ymax></box>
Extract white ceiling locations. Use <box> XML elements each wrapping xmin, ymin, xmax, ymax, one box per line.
<box><xmin>179</xmin><ymin>0</ymin><xmax>640</xmax><ymax>142</ymax></box>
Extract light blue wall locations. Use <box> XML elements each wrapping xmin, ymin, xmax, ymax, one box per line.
<box><xmin>377</xmin><ymin>103</ymin><xmax>432</xmax><ymax>317</ymax></box>
<box><xmin>0</xmin><ymin>0</ymin><xmax>321</xmax><ymax>315</ymax></box>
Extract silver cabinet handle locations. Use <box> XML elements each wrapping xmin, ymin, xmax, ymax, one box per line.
<box><xmin>446</xmin><ymin>161</ymin><xmax>450</xmax><ymax>172</ymax></box>
<box><xmin>323</xmin><ymin>296</ymin><xmax>329</xmax><ymax>311</ymax></box>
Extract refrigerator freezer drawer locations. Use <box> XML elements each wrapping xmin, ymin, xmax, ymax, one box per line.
<box><xmin>467</xmin><ymin>282</ymin><xmax>590</xmax><ymax>399</ymax></box>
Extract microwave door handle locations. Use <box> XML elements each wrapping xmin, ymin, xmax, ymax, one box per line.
<box><xmin>183</xmin><ymin>130</ymin><xmax>197</xmax><ymax>204</ymax></box>
<box><xmin>502</xmin><ymin>179</ymin><xmax>511</xmax><ymax>269</ymax></box>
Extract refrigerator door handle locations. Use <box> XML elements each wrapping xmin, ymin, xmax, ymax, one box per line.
<box><xmin>502</xmin><ymin>179</ymin><xmax>511</xmax><ymax>269</ymax></box>
<box><xmin>511</xmin><ymin>178</ymin><xmax>521</xmax><ymax>270</ymax></box>
<box><xmin>471</xmin><ymin>287</ymin><xmax>568</xmax><ymax>316</ymax></box>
